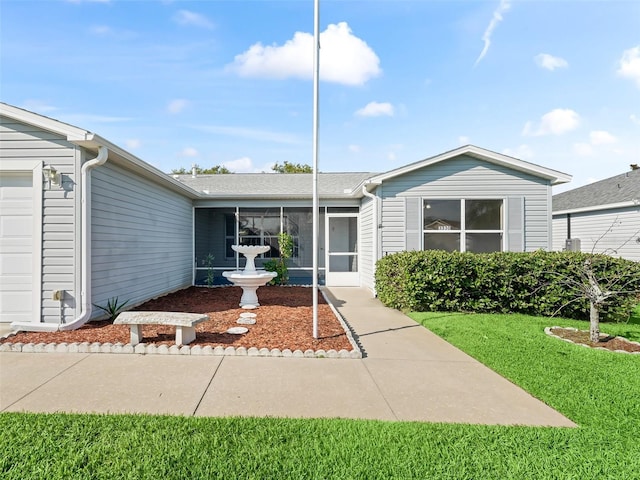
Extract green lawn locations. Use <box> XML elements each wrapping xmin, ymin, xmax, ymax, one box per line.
<box><xmin>2</xmin><ymin>313</ymin><xmax>639</xmax><ymax>479</ymax></box>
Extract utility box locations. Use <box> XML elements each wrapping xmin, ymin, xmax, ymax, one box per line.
<box><xmin>565</xmin><ymin>238</ymin><xmax>581</xmax><ymax>252</ymax></box>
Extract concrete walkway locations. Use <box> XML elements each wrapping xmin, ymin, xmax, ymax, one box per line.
<box><xmin>0</xmin><ymin>287</ymin><xmax>574</xmax><ymax>426</ymax></box>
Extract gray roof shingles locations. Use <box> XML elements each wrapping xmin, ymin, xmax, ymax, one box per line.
<box><xmin>553</xmin><ymin>168</ymin><xmax>640</xmax><ymax>212</ymax></box>
<box><xmin>174</xmin><ymin>172</ymin><xmax>377</xmax><ymax>198</ymax></box>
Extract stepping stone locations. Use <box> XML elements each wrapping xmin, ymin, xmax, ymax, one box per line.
<box><xmin>237</xmin><ymin>317</ymin><xmax>256</xmax><ymax>325</ymax></box>
<box><xmin>237</xmin><ymin>312</ymin><xmax>257</xmax><ymax>325</ymax></box>
<box><xmin>241</xmin><ymin>304</ymin><xmax>257</xmax><ymax>310</ymax></box>
<box><xmin>226</xmin><ymin>326</ymin><xmax>249</xmax><ymax>335</ymax></box>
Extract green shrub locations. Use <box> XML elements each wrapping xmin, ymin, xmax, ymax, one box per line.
<box><xmin>375</xmin><ymin>250</ymin><xmax>640</xmax><ymax>321</ymax></box>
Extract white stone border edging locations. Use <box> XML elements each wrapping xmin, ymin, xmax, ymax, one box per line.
<box><xmin>0</xmin><ymin>285</ymin><xmax>362</xmax><ymax>359</ymax></box>
<box><xmin>544</xmin><ymin>326</ymin><xmax>640</xmax><ymax>355</ymax></box>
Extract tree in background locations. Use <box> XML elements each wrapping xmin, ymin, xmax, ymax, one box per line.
<box><xmin>271</xmin><ymin>161</ymin><xmax>313</xmax><ymax>173</ymax></box>
<box><xmin>171</xmin><ymin>164</ymin><xmax>232</xmax><ymax>175</ymax></box>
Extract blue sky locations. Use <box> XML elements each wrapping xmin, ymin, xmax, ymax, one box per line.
<box><xmin>2</xmin><ymin>0</ymin><xmax>639</xmax><ymax>192</ymax></box>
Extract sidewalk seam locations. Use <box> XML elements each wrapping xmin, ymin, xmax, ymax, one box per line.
<box><xmin>1</xmin><ymin>353</ymin><xmax>91</xmax><ymax>412</ymax></box>
<box><xmin>192</xmin><ymin>356</ymin><xmax>225</xmax><ymax>416</ymax></box>
<box><xmin>361</xmin><ymin>360</ymin><xmax>399</xmax><ymax>421</ymax></box>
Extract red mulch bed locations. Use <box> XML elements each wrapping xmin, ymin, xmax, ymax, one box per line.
<box><xmin>550</xmin><ymin>327</ymin><xmax>640</xmax><ymax>353</ymax></box>
<box><xmin>2</xmin><ymin>286</ymin><xmax>355</xmax><ymax>352</ymax></box>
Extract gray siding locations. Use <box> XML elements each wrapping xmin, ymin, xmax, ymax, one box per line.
<box><xmin>552</xmin><ymin>206</ymin><xmax>640</xmax><ymax>261</ymax></box>
<box><xmin>359</xmin><ymin>195</ymin><xmax>374</xmax><ymax>291</ymax></box>
<box><xmin>552</xmin><ymin>214</ymin><xmax>568</xmax><ymax>251</ymax></box>
<box><xmin>0</xmin><ymin>116</ymin><xmax>80</xmax><ymax>323</ymax></box>
<box><xmin>380</xmin><ymin>194</ymin><xmax>405</xmax><ymax>255</ymax></box>
<box><xmin>380</xmin><ymin>155</ymin><xmax>552</xmax><ymax>253</ymax></box>
<box><xmin>91</xmin><ymin>162</ymin><xmax>193</xmax><ymax>315</ymax></box>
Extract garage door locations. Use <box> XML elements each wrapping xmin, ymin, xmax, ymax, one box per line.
<box><xmin>0</xmin><ymin>172</ymin><xmax>36</xmax><ymax>323</ymax></box>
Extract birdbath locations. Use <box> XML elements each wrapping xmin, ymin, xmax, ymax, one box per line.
<box><xmin>222</xmin><ymin>245</ymin><xmax>277</xmax><ymax>308</ymax></box>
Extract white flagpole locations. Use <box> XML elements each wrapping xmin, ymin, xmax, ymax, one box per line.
<box><xmin>312</xmin><ymin>0</ymin><xmax>320</xmax><ymax>339</ymax></box>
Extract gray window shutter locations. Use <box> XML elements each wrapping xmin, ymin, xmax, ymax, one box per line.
<box><xmin>405</xmin><ymin>197</ymin><xmax>421</xmax><ymax>251</ymax></box>
<box><xmin>507</xmin><ymin>196</ymin><xmax>524</xmax><ymax>252</ymax></box>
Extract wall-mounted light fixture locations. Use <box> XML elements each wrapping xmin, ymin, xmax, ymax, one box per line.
<box><xmin>42</xmin><ymin>165</ymin><xmax>61</xmax><ymax>189</ymax></box>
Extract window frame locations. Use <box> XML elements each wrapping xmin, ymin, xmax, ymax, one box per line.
<box><xmin>422</xmin><ymin>198</ymin><xmax>505</xmax><ymax>253</ymax></box>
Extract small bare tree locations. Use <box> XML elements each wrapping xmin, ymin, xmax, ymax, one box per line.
<box><xmin>553</xmin><ymin>219</ymin><xmax>640</xmax><ymax>342</ymax></box>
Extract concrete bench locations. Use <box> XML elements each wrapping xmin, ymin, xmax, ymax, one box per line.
<box><xmin>114</xmin><ymin>311</ymin><xmax>209</xmax><ymax>346</ymax></box>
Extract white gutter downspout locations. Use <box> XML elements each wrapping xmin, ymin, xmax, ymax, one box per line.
<box><xmin>12</xmin><ymin>146</ymin><xmax>108</xmax><ymax>332</ymax></box>
<box><xmin>362</xmin><ymin>185</ymin><xmax>378</xmax><ymax>296</ymax></box>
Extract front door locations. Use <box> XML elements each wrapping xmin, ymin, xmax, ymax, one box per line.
<box><xmin>325</xmin><ymin>214</ymin><xmax>359</xmax><ymax>286</ymax></box>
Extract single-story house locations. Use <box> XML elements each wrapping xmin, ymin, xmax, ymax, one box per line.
<box><xmin>0</xmin><ymin>102</ymin><xmax>571</xmax><ymax>331</ymax></box>
<box><xmin>552</xmin><ymin>167</ymin><xmax>640</xmax><ymax>261</ymax></box>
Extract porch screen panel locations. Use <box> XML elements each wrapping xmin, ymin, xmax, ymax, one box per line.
<box><xmin>237</xmin><ymin>208</ymin><xmax>280</xmax><ymax>260</ymax></box>
<box><xmin>283</xmin><ymin>207</ymin><xmax>313</xmax><ymax>268</ymax></box>
<box><xmin>195</xmin><ymin>208</ymin><xmax>237</xmax><ymax>269</ymax></box>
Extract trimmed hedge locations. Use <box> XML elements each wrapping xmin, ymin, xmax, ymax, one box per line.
<box><xmin>375</xmin><ymin>250</ymin><xmax>640</xmax><ymax>321</ymax></box>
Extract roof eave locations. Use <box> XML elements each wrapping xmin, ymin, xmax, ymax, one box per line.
<box><xmin>553</xmin><ymin>200</ymin><xmax>639</xmax><ymax>215</ymax></box>
<box><xmin>195</xmin><ymin>193</ymin><xmax>357</xmax><ymax>200</ymax></box>
<box><xmin>368</xmin><ymin>144</ymin><xmax>572</xmax><ymax>185</ymax></box>
<box><xmin>72</xmin><ymin>135</ymin><xmax>202</xmax><ymax>199</ymax></box>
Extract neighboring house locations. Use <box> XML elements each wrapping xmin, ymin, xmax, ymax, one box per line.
<box><xmin>0</xmin><ymin>102</ymin><xmax>571</xmax><ymax>331</ymax></box>
<box><xmin>552</xmin><ymin>167</ymin><xmax>640</xmax><ymax>261</ymax></box>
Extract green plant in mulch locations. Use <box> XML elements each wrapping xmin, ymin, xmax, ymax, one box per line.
<box><xmin>264</xmin><ymin>232</ymin><xmax>294</xmax><ymax>285</ymax></box>
<box><xmin>204</xmin><ymin>253</ymin><xmax>215</xmax><ymax>287</ymax></box>
<box><xmin>92</xmin><ymin>297</ymin><xmax>130</xmax><ymax>321</ymax></box>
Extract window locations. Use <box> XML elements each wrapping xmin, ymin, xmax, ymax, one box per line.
<box><xmin>423</xmin><ymin>199</ymin><xmax>503</xmax><ymax>253</ymax></box>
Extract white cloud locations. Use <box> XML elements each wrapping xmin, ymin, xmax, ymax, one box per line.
<box><xmin>167</xmin><ymin>99</ymin><xmax>189</xmax><ymax>114</ymax></box>
<box><xmin>589</xmin><ymin>130</ymin><xmax>617</xmax><ymax>145</ymax></box>
<box><xmin>227</xmin><ymin>22</ymin><xmax>381</xmax><ymax>86</ymax></box>
<box><xmin>503</xmin><ymin>144</ymin><xmax>534</xmax><ymax>160</ymax></box>
<box><xmin>617</xmin><ymin>45</ymin><xmax>640</xmax><ymax>88</ymax></box>
<box><xmin>474</xmin><ymin>0</ymin><xmax>511</xmax><ymax>66</ymax></box>
<box><xmin>355</xmin><ymin>101</ymin><xmax>394</xmax><ymax>117</ymax></box>
<box><xmin>573</xmin><ymin>143</ymin><xmax>594</xmax><ymax>156</ymax></box>
<box><xmin>173</xmin><ymin>10</ymin><xmax>214</xmax><ymax>30</ymax></box>
<box><xmin>192</xmin><ymin>125</ymin><xmax>299</xmax><ymax>144</ymax></box>
<box><xmin>125</xmin><ymin>139</ymin><xmax>141</xmax><ymax>149</ymax></box>
<box><xmin>386</xmin><ymin>144</ymin><xmax>403</xmax><ymax>162</ymax></box>
<box><xmin>522</xmin><ymin>108</ymin><xmax>581</xmax><ymax>136</ymax></box>
<box><xmin>180</xmin><ymin>147</ymin><xmax>199</xmax><ymax>157</ymax></box>
<box><xmin>66</xmin><ymin>0</ymin><xmax>110</xmax><ymax>3</ymax></box>
<box><xmin>66</xmin><ymin>113</ymin><xmax>131</xmax><ymax>124</ymax></box>
<box><xmin>22</xmin><ymin>99</ymin><xmax>57</xmax><ymax>113</ymax></box>
<box><xmin>348</xmin><ymin>144</ymin><xmax>361</xmax><ymax>153</ymax></box>
<box><xmin>534</xmin><ymin>53</ymin><xmax>568</xmax><ymax>71</ymax></box>
<box><xmin>222</xmin><ymin>157</ymin><xmax>274</xmax><ymax>173</ymax></box>
<box><xmin>458</xmin><ymin>136</ymin><xmax>470</xmax><ymax>145</ymax></box>
<box><xmin>89</xmin><ymin>25</ymin><xmax>112</xmax><ymax>36</ymax></box>
<box><xmin>87</xmin><ymin>24</ymin><xmax>137</xmax><ymax>40</ymax></box>
<box><xmin>631</xmin><ymin>114</ymin><xmax>640</xmax><ymax>126</ymax></box>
